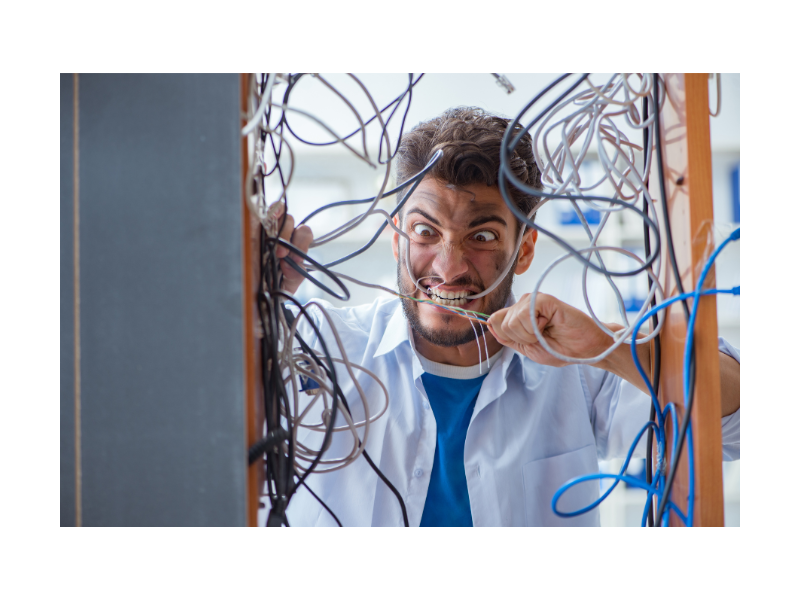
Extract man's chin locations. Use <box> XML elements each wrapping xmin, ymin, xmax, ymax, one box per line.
<box><xmin>404</xmin><ymin>303</ymin><xmax>484</xmax><ymax>348</ymax></box>
<box><xmin>414</xmin><ymin>324</ymin><xmax>482</xmax><ymax>348</ymax></box>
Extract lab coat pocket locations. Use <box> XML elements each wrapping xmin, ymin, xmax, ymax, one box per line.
<box><xmin>522</xmin><ymin>444</ymin><xmax>600</xmax><ymax>527</ymax></box>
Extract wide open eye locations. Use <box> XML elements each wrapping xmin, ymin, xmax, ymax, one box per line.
<box><xmin>412</xmin><ymin>223</ymin><xmax>436</xmax><ymax>237</ymax></box>
<box><xmin>472</xmin><ymin>230</ymin><xmax>497</xmax><ymax>242</ymax></box>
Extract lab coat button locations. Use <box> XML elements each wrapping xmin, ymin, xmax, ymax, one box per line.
<box><xmin>414</xmin><ymin>468</ymin><xmax>423</xmax><ymax>478</ymax></box>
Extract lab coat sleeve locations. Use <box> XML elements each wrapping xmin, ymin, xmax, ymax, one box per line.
<box><xmin>718</xmin><ymin>338</ymin><xmax>740</xmax><ymax>461</ymax></box>
<box><xmin>584</xmin><ymin>337</ymin><xmax>740</xmax><ymax>462</ymax></box>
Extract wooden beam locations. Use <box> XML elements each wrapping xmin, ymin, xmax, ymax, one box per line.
<box><xmin>651</xmin><ymin>73</ymin><xmax>724</xmax><ymax>526</ymax></box>
<box><xmin>242</xmin><ymin>74</ymin><xmax>265</xmax><ymax>527</ymax></box>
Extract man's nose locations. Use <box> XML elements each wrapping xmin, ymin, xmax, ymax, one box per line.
<box><xmin>431</xmin><ymin>241</ymin><xmax>469</xmax><ymax>283</ymax></box>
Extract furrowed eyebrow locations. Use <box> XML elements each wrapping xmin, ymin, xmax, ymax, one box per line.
<box><xmin>405</xmin><ymin>208</ymin><xmax>442</xmax><ymax>227</ymax></box>
<box><xmin>468</xmin><ymin>214</ymin><xmax>508</xmax><ymax>229</ymax></box>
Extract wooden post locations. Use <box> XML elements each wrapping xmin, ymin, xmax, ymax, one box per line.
<box><xmin>651</xmin><ymin>73</ymin><xmax>724</xmax><ymax>526</ymax></box>
<box><xmin>242</xmin><ymin>74</ymin><xmax>266</xmax><ymax>526</ymax></box>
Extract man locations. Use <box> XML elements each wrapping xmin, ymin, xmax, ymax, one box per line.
<box><xmin>269</xmin><ymin>107</ymin><xmax>740</xmax><ymax>526</ymax></box>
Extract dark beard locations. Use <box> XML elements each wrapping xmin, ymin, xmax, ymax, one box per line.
<box><xmin>397</xmin><ymin>256</ymin><xmax>516</xmax><ymax>348</ymax></box>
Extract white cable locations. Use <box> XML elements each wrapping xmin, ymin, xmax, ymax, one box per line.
<box><xmin>308</xmin><ymin>82</ymin><xmax>394</xmax><ymax>246</ymax></box>
<box><xmin>242</xmin><ymin>73</ymin><xmax>277</xmax><ymax>136</ymax></box>
<box><xmin>282</xmin><ymin>300</ymin><xmax>390</xmax><ymax>474</ymax></box>
<box><xmin>516</xmin><ymin>73</ymin><xmax>666</xmax><ymax>363</ymax></box>
<box><xmin>529</xmin><ymin>246</ymin><xmax>666</xmax><ymax>365</ymax></box>
<box><xmin>709</xmin><ymin>73</ymin><xmax>722</xmax><ymax>117</ymax></box>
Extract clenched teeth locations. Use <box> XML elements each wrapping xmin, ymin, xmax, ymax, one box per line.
<box><xmin>426</xmin><ymin>288</ymin><xmax>470</xmax><ymax>307</ymax></box>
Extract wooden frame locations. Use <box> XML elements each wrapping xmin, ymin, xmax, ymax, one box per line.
<box><xmin>242</xmin><ymin>73</ymin><xmax>265</xmax><ymax>526</ymax></box>
<box><xmin>650</xmin><ymin>73</ymin><xmax>724</xmax><ymax>526</ymax></box>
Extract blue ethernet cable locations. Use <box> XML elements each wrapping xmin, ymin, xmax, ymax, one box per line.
<box><xmin>551</xmin><ymin>227</ymin><xmax>740</xmax><ymax>526</ymax></box>
<box><xmin>659</xmin><ymin>227</ymin><xmax>740</xmax><ymax>526</ymax></box>
<box><xmin>629</xmin><ymin>288</ymin><xmax>739</xmax><ymax>526</ymax></box>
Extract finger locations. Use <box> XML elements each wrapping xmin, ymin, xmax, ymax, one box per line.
<box><xmin>533</xmin><ymin>292</ymin><xmax>557</xmax><ymax>322</ymax></box>
<box><xmin>486</xmin><ymin>321</ymin><xmax>511</xmax><ymax>346</ymax></box>
<box><xmin>487</xmin><ymin>307</ymin><xmax>508</xmax><ymax>328</ymax></box>
<box><xmin>487</xmin><ymin>309</ymin><xmax>506</xmax><ymax>339</ymax></box>
<box><xmin>493</xmin><ymin>308</ymin><xmax>528</xmax><ymax>347</ymax></box>
<box><xmin>280</xmin><ymin>225</ymin><xmax>313</xmax><ymax>282</ymax></box>
<box><xmin>291</xmin><ymin>224</ymin><xmax>313</xmax><ymax>256</ymax></box>
<box><xmin>508</xmin><ymin>302</ymin><xmax>537</xmax><ymax>338</ymax></box>
<box><xmin>275</xmin><ymin>213</ymin><xmax>295</xmax><ymax>259</ymax></box>
<box><xmin>489</xmin><ymin>302</ymin><xmax>523</xmax><ymax>347</ymax></box>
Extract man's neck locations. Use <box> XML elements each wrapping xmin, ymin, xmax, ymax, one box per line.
<box><xmin>412</xmin><ymin>329</ymin><xmax>505</xmax><ymax>367</ymax></box>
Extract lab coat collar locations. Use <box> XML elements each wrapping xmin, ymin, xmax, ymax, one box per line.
<box><xmin>372</xmin><ymin>292</ymin><xmax>518</xmax><ymax>361</ymax></box>
<box><xmin>373</xmin><ymin>293</ymin><xmax>522</xmax><ymax>406</ymax></box>
<box><xmin>373</xmin><ymin>301</ymin><xmax>411</xmax><ymax>359</ymax></box>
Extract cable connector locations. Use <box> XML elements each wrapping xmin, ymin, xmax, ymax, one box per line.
<box><xmin>491</xmin><ymin>73</ymin><xmax>515</xmax><ymax>94</ymax></box>
<box><xmin>298</xmin><ymin>360</ymin><xmax>322</xmax><ymax>395</ymax></box>
<box><xmin>732</xmin><ymin>285</ymin><xmax>740</xmax><ymax>296</ymax></box>
<box><xmin>248</xmin><ymin>428</ymin><xmax>289</xmax><ymax>464</ymax></box>
<box><xmin>731</xmin><ymin>227</ymin><xmax>740</xmax><ymax>241</ymax></box>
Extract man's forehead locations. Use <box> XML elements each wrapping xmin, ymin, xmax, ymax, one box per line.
<box><xmin>404</xmin><ymin>182</ymin><xmax>511</xmax><ymax>221</ymax></box>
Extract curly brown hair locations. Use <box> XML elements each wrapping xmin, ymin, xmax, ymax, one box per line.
<box><xmin>394</xmin><ymin>106</ymin><xmax>542</xmax><ymax>232</ymax></box>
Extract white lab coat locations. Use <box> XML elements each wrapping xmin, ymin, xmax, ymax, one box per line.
<box><xmin>263</xmin><ymin>296</ymin><xmax>740</xmax><ymax>527</ymax></box>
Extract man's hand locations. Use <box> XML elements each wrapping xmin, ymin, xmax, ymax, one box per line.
<box><xmin>486</xmin><ymin>293</ymin><xmax>615</xmax><ymax>367</ymax></box>
<box><xmin>272</xmin><ymin>206</ymin><xmax>313</xmax><ymax>296</ymax></box>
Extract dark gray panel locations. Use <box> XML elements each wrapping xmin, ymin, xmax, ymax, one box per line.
<box><xmin>79</xmin><ymin>74</ymin><xmax>245</xmax><ymax>525</ymax></box>
<box><xmin>61</xmin><ymin>73</ymin><xmax>76</xmax><ymax>527</ymax></box>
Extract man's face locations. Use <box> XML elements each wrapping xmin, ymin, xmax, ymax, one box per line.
<box><xmin>392</xmin><ymin>178</ymin><xmax>536</xmax><ymax>347</ymax></box>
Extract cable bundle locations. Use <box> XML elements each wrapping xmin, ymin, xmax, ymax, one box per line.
<box><xmin>241</xmin><ymin>73</ymin><xmax>737</xmax><ymax>527</ymax></box>
<box><xmin>242</xmin><ymin>73</ymin><xmax>439</xmax><ymax>526</ymax></box>
<box><xmin>496</xmin><ymin>73</ymin><xmax>738</xmax><ymax>526</ymax></box>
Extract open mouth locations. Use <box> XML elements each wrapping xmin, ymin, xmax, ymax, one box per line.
<box><xmin>425</xmin><ymin>287</ymin><xmax>472</xmax><ymax>307</ymax></box>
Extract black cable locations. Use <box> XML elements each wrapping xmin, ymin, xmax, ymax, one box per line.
<box><xmin>259</xmin><ymin>228</ymin><xmax>295</xmax><ymax>526</ymax></box>
<box><xmin>282</xmin><ymin>254</ymin><xmax>350</xmax><ymax>301</ymax></box>
<box><xmin>641</xmin><ymin>92</ymin><xmax>660</xmax><ymax>527</ymax></box>
<box><xmin>322</xmin><ymin>149</ymin><xmax>444</xmax><ymax>268</ymax></box>
<box><xmin>259</xmin><ymin>262</ymin><xmax>341</xmax><ymax>526</ymax></box>
<box><xmin>499</xmin><ymin>73</ymin><xmax>667</xmax><ymax>524</ymax></box>
<box><xmin>497</xmin><ymin>74</ymin><xmax>661</xmax><ymax>279</ymax></box>
<box><xmin>652</xmin><ymin>75</ymin><xmax>691</xmax><ymax>318</ymax></box>
<box><xmin>269</xmin><ymin>237</ymin><xmax>351</xmax><ymax>301</ymax></box>
<box><xmin>250</xmin><ymin>76</ymin><xmax>418</xmax><ymax>526</ymax></box>
<box><xmin>500</xmin><ymin>187</ymin><xmax>661</xmax><ymax>278</ymax></box>
<box><xmin>279</xmin><ymin>73</ymin><xmax>424</xmax><ymax>150</ymax></box>
<box><xmin>270</xmin><ymin>294</ymin><xmax>341</xmax><ymax>495</ymax></box>
<box><xmin>248</xmin><ymin>74</ymin><xmax>418</xmax><ymax>526</ymax></box>
<box><xmin>299</xmin><ymin>478</ymin><xmax>343</xmax><ymax>527</ymax></box>
<box><xmin>248</xmin><ymin>428</ymin><xmax>289</xmax><ymax>465</ymax></box>
<box><xmin>377</xmin><ymin>73</ymin><xmax>417</xmax><ymax>164</ymax></box>
<box><xmin>299</xmin><ymin>147</ymin><xmax>443</xmax><ymax>226</ymax></box>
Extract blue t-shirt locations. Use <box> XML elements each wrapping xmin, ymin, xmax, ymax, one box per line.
<box><xmin>419</xmin><ymin>372</ymin><xmax>488</xmax><ymax>527</ymax></box>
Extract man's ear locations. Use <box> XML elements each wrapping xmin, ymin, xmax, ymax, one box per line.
<box><xmin>391</xmin><ymin>215</ymin><xmax>400</xmax><ymax>262</ymax></box>
<box><xmin>514</xmin><ymin>229</ymin><xmax>537</xmax><ymax>275</ymax></box>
